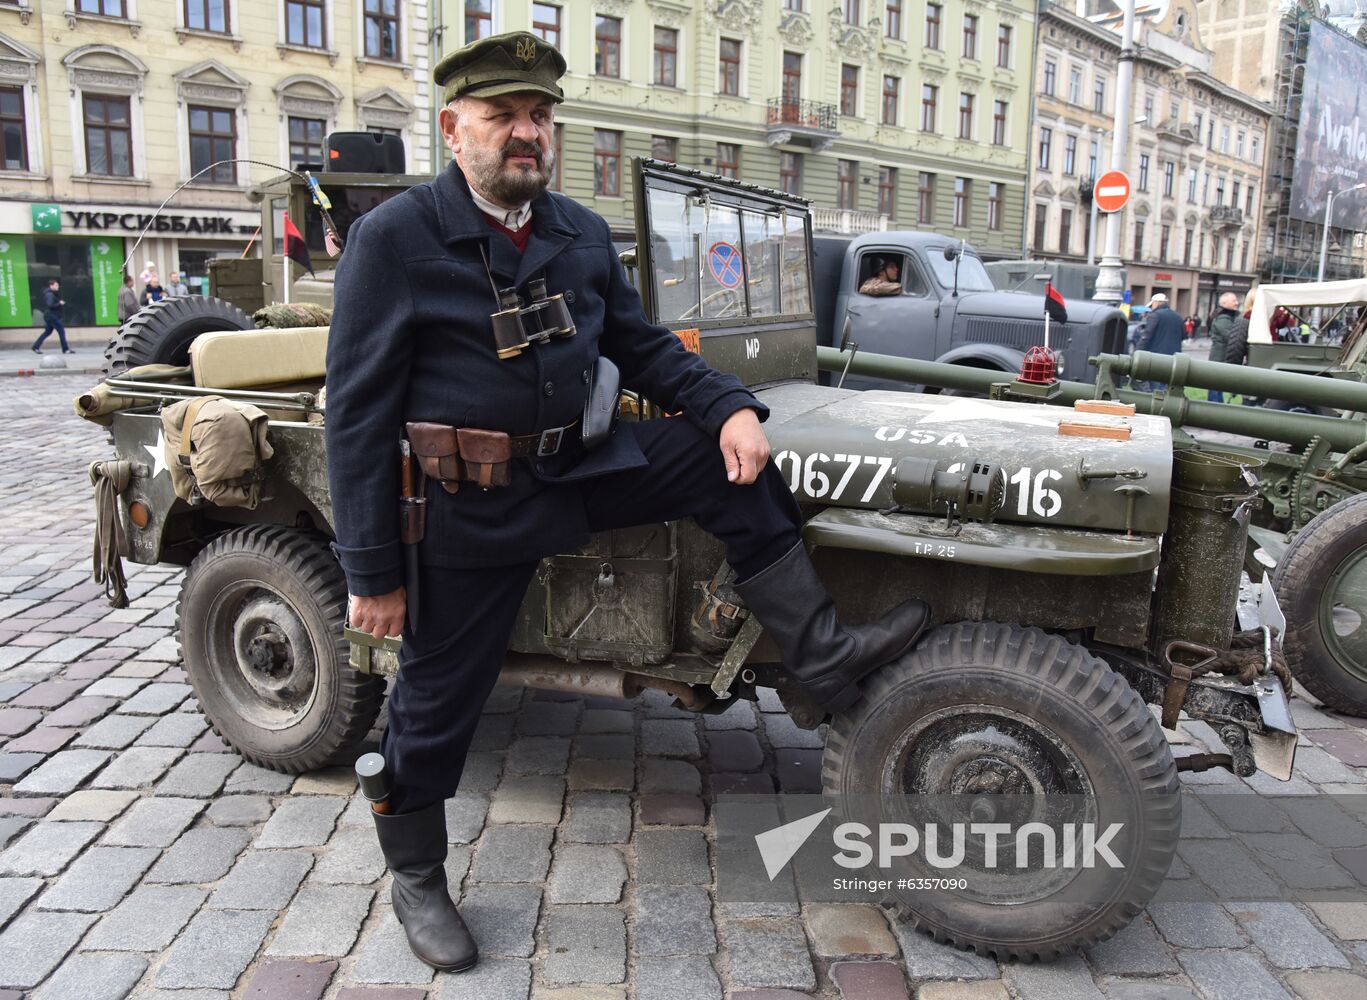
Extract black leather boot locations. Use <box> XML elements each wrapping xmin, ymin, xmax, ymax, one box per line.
<box><xmin>735</xmin><ymin>542</ymin><xmax>930</xmax><ymax>713</ymax></box>
<box><xmin>372</xmin><ymin>802</ymin><xmax>478</xmax><ymax>972</ymax></box>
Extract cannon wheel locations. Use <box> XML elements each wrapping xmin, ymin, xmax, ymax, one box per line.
<box><xmin>178</xmin><ymin>525</ymin><xmax>385</xmax><ymax>772</ymax></box>
<box><xmin>1273</xmin><ymin>493</ymin><xmax>1367</xmax><ymax>716</ymax></box>
<box><xmin>103</xmin><ymin>295</ymin><xmax>253</xmax><ymax>376</ymax></box>
<box><xmin>822</xmin><ymin>621</ymin><xmax>1180</xmax><ymax>960</ymax></box>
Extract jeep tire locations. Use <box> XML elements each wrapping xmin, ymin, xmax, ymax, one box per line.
<box><xmin>104</xmin><ymin>295</ymin><xmax>253</xmax><ymax>375</ymax></box>
<box><xmin>178</xmin><ymin>526</ymin><xmax>384</xmax><ymax>772</ymax></box>
<box><xmin>822</xmin><ymin>621</ymin><xmax>1180</xmax><ymax>960</ymax></box>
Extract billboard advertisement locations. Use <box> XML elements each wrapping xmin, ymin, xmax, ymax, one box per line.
<box><xmin>1290</xmin><ymin>21</ymin><xmax>1367</xmax><ymax>230</ymax></box>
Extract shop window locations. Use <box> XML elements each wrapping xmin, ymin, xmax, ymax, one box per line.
<box><xmin>188</xmin><ymin>105</ymin><xmax>236</xmax><ymax>183</ymax></box>
<box><xmin>363</xmin><ymin>0</ymin><xmax>399</xmax><ymax>61</ymax></box>
<box><xmin>84</xmin><ymin>95</ymin><xmax>133</xmax><ymax>177</ymax></box>
<box><xmin>285</xmin><ymin>0</ymin><xmax>325</xmax><ymax>48</ymax></box>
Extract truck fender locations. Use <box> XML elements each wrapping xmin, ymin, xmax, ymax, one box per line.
<box><xmin>934</xmin><ymin>343</ymin><xmax>1024</xmax><ymax>375</ymax></box>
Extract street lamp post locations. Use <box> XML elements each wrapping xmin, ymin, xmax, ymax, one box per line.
<box><xmin>1318</xmin><ymin>182</ymin><xmax>1367</xmax><ymax>283</ymax></box>
<box><xmin>1094</xmin><ymin>0</ymin><xmax>1137</xmax><ymax>304</ymax></box>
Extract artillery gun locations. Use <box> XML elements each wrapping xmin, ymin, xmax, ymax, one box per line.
<box><xmin>817</xmin><ymin>342</ymin><xmax>1367</xmax><ymax>717</ymax></box>
<box><xmin>82</xmin><ymin>159</ymin><xmax>1300</xmax><ymax>960</ymax></box>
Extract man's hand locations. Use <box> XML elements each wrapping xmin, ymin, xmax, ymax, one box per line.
<box><xmin>719</xmin><ymin>408</ymin><xmax>770</xmax><ymax>485</ymax></box>
<box><xmin>349</xmin><ymin>587</ymin><xmax>407</xmax><ymax>640</ymax></box>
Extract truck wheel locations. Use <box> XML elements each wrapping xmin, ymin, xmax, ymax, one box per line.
<box><xmin>178</xmin><ymin>526</ymin><xmax>384</xmax><ymax>772</ymax></box>
<box><xmin>104</xmin><ymin>295</ymin><xmax>253</xmax><ymax>375</ymax></box>
<box><xmin>1273</xmin><ymin>493</ymin><xmax>1367</xmax><ymax>716</ymax></box>
<box><xmin>822</xmin><ymin>621</ymin><xmax>1180</xmax><ymax>960</ymax></box>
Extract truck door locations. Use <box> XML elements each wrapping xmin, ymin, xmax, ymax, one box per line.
<box><xmin>842</xmin><ymin>249</ymin><xmax>940</xmax><ymax>390</ymax></box>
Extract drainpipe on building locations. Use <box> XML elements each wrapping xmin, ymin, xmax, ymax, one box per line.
<box><xmin>1095</xmin><ymin>0</ymin><xmax>1136</xmax><ymax>304</ymax></box>
<box><xmin>1025</xmin><ymin>0</ymin><xmax>1046</xmax><ymax>258</ymax></box>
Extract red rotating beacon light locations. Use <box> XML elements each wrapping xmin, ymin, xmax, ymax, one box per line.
<box><xmin>1019</xmin><ymin>345</ymin><xmax>1059</xmax><ymax>385</ymax></box>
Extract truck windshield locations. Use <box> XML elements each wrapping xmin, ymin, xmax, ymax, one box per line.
<box><xmin>927</xmin><ymin>251</ymin><xmax>995</xmax><ymax>293</ymax></box>
<box><xmin>646</xmin><ymin>186</ymin><xmax>811</xmax><ymax>323</ymax></box>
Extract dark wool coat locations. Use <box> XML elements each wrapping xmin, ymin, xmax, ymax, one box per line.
<box><xmin>325</xmin><ymin>163</ymin><xmax>763</xmax><ymax>596</ymax></box>
<box><xmin>1137</xmin><ymin>304</ymin><xmax>1185</xmax><ymax>356</ymax></box>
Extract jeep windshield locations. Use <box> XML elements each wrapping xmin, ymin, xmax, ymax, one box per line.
<box><xmin>927</xmin><ymin>250</ymin><xmax>994</xmax><ymax>293</ymax></box>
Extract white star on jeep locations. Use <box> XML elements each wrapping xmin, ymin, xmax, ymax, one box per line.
<box><xmin>868</xmin><ymin>395</ymin><xmax>1059</xmax><ymax>427</ymax></box>
<box><xmin>143</xmin><ymin>430</ymin><xmax>170</xmax><ymax>479</ymax></box>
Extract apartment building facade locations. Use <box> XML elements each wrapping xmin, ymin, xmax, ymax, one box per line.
<box><xmin>443</xmin><ymin>0</ymin><xmax>1035</xmax><ymax>256</ymax></box>
<box><xmin>1028</xmin><ymin>1</ymin><xmax>1271</xmax><ymax>318</ymax></box>
<box><xmin>0</xmin><ymin>0</ymin><xmax>429</xmax><ymax>335</ymax></box>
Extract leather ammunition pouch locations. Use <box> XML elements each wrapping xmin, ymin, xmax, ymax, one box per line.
<box><xmin>406</xmin><ymin>422</ymin><xmax>464</xmax><ymax>494</ymax></box>
<box><xmin>456</xmin><ymin>428</ymin><xmax>512</xmax><ymax>489</ymax></box>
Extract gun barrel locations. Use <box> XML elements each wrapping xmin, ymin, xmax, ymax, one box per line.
<box><xmin>814</xmin><ymin>346</ymin><xmax>1367</xmax><ymax>453</ymax></box>
<box><xmin>1111</xmin><ymin>352</ymin><xmax>1367</xmax><ymax>414</ymax></box>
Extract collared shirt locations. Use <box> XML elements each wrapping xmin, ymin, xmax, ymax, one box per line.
<box><xmin>468</xmin><ymin>187</ymin><xmax>533</xmax><ymax>229</ymax></box>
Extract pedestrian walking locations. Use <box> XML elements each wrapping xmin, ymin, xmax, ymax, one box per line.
<box><xmin>1206</xmin><ymin>292</ymin><xmax>1241</xmax><ymax>402</ymax></box>
<box><xmin>117</xmin><ymin>274</ymin><xmax>139</xmax><ymax>324</ymax></box>
<box><xmin>1136</xmin><ymin>293</ymin><xmax>1184</xmax><ymax>356</ymax></box>
<box><xmin>31</xmin><ymin>278</ymin><xmax>74</xmax><ymax>354</ymax></box>
<box><xmin>327</xmin><ymin>29</ymin><xmax>930</xmax><ymax>975</ymax></box>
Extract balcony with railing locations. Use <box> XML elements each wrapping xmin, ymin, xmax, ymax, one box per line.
<box><xmin>811</xmin><ymin>207</ymin><xmax>889</xmax><ymax>234</ymax></box>
<box><xmin>765</xmin><ymin>98</ymin><xmax>840</xmax><ymax>150</ymax></box>
<box><xmin>1209</xmin><ymin>204</ymin><xmax>1243</xmax><ymax>228</ymax></box>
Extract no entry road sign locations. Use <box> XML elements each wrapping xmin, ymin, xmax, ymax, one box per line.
<box><xmin>1094</xmin><ymin>171</ymin><xmax>1131</xmax><ymax>214</ymax></box>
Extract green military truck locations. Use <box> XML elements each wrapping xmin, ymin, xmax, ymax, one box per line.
<box><xmin>85</xmin><ymin>159</ymin><xmax>1297</xmax><ymax>960</ymax></box>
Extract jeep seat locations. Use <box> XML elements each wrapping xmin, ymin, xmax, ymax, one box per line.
<box><xmin>190</xmin><ymin>326</ymin><xmax>329</xmax><ymax>390</ymax></box>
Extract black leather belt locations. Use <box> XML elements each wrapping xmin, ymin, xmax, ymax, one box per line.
<box><xmin>508</xmin><ymin>419</ymin><xmax>579</xmax><ymax>458</ymax></box>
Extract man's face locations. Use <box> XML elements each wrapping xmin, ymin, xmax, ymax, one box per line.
<box><xmin>440</xmin><ymin>92</ymin><xmax>556</xmax><ymax>206</ymax></box>
<box><xmin>885</xmin><ymin>261</ymin><xmax>900</xmax><ymax>280</ymax></box>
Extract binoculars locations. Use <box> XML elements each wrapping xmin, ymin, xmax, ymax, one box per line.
<box><xmin>491</xmin><ymin>278</ymin><xmax>576</xmax><ymax>359</ymax></box>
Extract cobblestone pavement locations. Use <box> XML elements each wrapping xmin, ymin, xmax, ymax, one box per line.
<box><xmin>4</xmin><ymin>373</ymin><xmax>1367</xmax><ymax>1000</ymax></box>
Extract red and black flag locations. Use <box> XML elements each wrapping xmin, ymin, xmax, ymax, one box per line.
<box><xmin>1044</xmin><ymin>280</ymin><xmax>1068</xmax><ymax>324</ymax></box>
<box><xmin>283</xmin><ymin>213</ymin><xmax>314</xmax><ymax>276</ymax></box>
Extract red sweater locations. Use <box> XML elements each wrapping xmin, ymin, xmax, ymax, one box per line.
<box><xmin>484</xmin><ymin>215</ymin><xmax>533</xmax><ymax>252</ymax></box>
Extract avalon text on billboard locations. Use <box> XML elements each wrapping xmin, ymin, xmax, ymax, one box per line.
<box><xmin>1290</xmin><ymin>21</ymin><xmax>1367</xmax><ymax>230</ymax></box>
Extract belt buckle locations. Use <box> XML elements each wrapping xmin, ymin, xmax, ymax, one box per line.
<box><xmin>537</xmin><ymin>426</ymin><xmax>563</xmax><ymax>457</ymax></box>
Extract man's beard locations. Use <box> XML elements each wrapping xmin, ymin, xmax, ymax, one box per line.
<box><xmin>463</xmin><ymin>136</ymin><xmax>555</xmax><ymax>205</ymax></box>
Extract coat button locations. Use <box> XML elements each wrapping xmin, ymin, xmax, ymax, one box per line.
<box><xmin>582</xmin><ymin>369</ymin><xmax>590</xmax><ymax>384</ymax></box>
<box><xmin>543</xmin><ymin>381</ymin><xmax>555</xmax><ymax>397</ymax></box>
<box><xmin>564</xmin><ymin>290</ymin><xmax>576</xmax><ymax>304</ymax></box>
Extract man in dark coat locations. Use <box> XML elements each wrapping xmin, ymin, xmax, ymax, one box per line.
<box><xmin>325</xmin><ymin>31</ymin><xmax>928</xmax><ymax>974</ymax></box>
<box><xmin>1136</xmin><ymin>293</ymin><xmax>1184</xmax><ymax>356</ymax></box>
<box><xmin>32</xmin><ymin>279</ymin><xmax>73</xmax><ymax>354</ymax></box>
<box><xmin>1205</xmin><ymin>292</ymin><xmax>1240</xmax><ymax>401</ymax></box>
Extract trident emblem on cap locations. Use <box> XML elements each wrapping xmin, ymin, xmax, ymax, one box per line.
<box><xmin>516</xmin><ymin>37</ymin><xmax>537</xmax><ymax>63</ymax></box>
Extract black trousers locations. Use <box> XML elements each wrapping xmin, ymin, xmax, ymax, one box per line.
<box><xmin>381</xmin><ymin>417</ymin><xmax>801</xmax><ymax>812</ymax></box>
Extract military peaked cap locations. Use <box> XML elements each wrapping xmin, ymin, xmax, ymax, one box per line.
<box><xmin>434</xmin><ymin>31</ymin><xmax>567</xmax><ymax>105</ymax></box>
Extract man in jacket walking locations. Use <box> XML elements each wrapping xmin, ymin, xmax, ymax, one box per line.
<box><xmin>326</xmin><ymin>30</ymin><xmax>930</xmax><ymax>974</ymax></box>
<box><xmin>31</xmin><ymin>278</ymin><xmax>72</xmax><ymax>354</ymax></box>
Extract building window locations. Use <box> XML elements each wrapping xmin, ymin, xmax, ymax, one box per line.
<box><xmin>785</xmin><ymin>0</ymin><xmax>803</xmax><ymax>8</ymax></box>
<box><xmin>1183</xmin><ymin>229</ymin><xmax>1193</xmax><ymax>266</ymax></box>
<box><xmin>364</xmin><ymin>0</ymin><xmax>400</xmax><ymax>60</ymax></box>
<box><xmin>1215</xmin><ymin>176</ymin><xmax>1225</xmax><ymax>205</ymax></box>
<box><xmin>992</xmin><ymin>100</ymin><xmax>1006</xmax><ymax>145</ymax></box>
<box><xmin>1037</xmin><ymin>126</ymin><xmax>1051</xmax><ymax>170</ymax></box>
<box><xmin>837</xmin><ymin>159</ymin><xmax>858</xmax><ymax>209</ymax></box>
<box><xmin>596</xmin><ymin>16</ymin><xmax>622</xmax><ymax>77</ymax></box>
<box><xmin>1068</xmin><ymin>67</ymin><xmax>1081</xmax><ymax>105</ymax></box>
<box><xmin>532</xmin><ymin>3</ymin><xmax>561</xmax><ymax>48</ymax></box>
<box><xmin>1168</xmin><ymin>98</ymin><xmax>1180</xmax><ymax>122</ymax></box>
<box><xmin>1160</xmin><ymin>224</ymin><xmax>1171</xmax><ymax>262</ymax></box>
<box><xmin>996</xmin><ymin>25</ymin><xmax>1011</xmax><ymax>67</ymax></box>
<box><xmin>1143</xmin><ymin>93</ymin><xmax>1154</xmax><ymax>123</ymax></box>
<box><xmin>285</xmin><ymin>0</ymin><xmax>325</xmax><ymax>47</ymax></box>
<box><xmin>594</xmin><ymin>129</ymin><xmax>620</xmax><ymax>195</ymax></box>
<box><xmin>84</xmin><ymin>94</ymin><xmax>133</xmax><ymax>177</ymax></box>
<box><xmin>1220</xmin><ymin>125</ymin><xmax>1229</xmax><ymax>153</ymax></box>
<box><xmin>1206</xmin><ymin>118</ymin><xmax>1215</xmax><ymax>148</ymax></box>
<box><xmin>1163</xmin><ymin>160</ymin><xmax>1175</xmax><ymax>197</ymax></box>
<box><xmin>882</xmin><ymin>76</ymin><xmax>900</xmax><ymax>126</ymax></box>
<box><xmin>918</xmin><ymin>171</ymin><xmax>934</xmax><ymax>224</ymax></box>
<box><xmin>1201</xmin><ymin>171</ymin><xmax>1209</xmax><ymax>205</ymax></box>
<box><xmin>1197</xmin><ymin>233</ymin><xmax>1205</xmax><ymax>267</ymax></box>
<box><xmin>550</xmin><ymin>123</ymin><xmax>562</xmax><ymax>190</ymax></box>
<box><xmin>719</xmin><ymin>38</ymin><xmax>741</xmax><ymax>96</ymax></box>
<box><xmin>840</xmin><ymin>64</ymin><xmax>859</xmax><ymax>116</ymax></box>
<box><xmin>1235</xmin><ymin>130</ymin><xmax>1246</xmax><ymax>157</ymax></box>
<box><xmin>1186</xmin><ymin>167</ymin><xmax>1197</xmax><ymax>202</ymax></box>
<box><xmin>1194</xmin><ymin>112</ymin><xmax>1203</xmax><ymax>140</ymax></box>
<box><xmin>957</xmin><ymin>92</ymin><xmax>972</xmax><ymax>140</ymax></box>
<box><xmin>1246</xmin><ymin>185</ymin><xmax>1255</xmax><ymax>215</ymax></box>
<box><xmin>1063</xmin><ymin>134</ymin><xmax>1076</xmax><ymax>175</ymax></box>
<box><xmin>783</xmin><ymin>52</ymin><xmax>802</xmax><ymax>105</ymax></box>
<box><xmin>1043</xmin><ymin>60</ymin><xmax>1056</xmax><ymax>97</ymax></box>
<box><xmin>1133</xmin><ymin>222</ymin><xmax>1144</xmax><ymax>261</ymax></box>
<box><xmin>185</xmin><ymin>0</ymin><xmax>229</xmax><ymax>32</ymax></box>
<box><xmin>988</xmin><ymin>182</ymin><xmax>1002</xmax><ymax>231</ymax></box>
<box><xmin>1251</xmin><ymin>135</ymin><xmax>1260</xmax><ymax>162</ymax></box>
<box><xmin>886</xmin><ymin>0</ymin><xmax>902</xmax><ymax>39</ymax></box>
<box><xmin>188</xmin><ymin>104</ymin><xmax>236</xmax><ymax>183</ymax></box>
<box><xmin>1087</xmin><ymin>140</ymin><xmax>1099</xmax><ymax>178</ymax></box>
<box><xmin>1059</xmin><ymin>207</ymin><xmax>1072</xmax><ymax>253</ymax></box>
<box><xmin>925</xmin><ymin>3</ymin><xmax>942</xmax><ymax>49</ymax></box>
<box><xmin>878</xmin><ymin>166</ymin><xmax>897</xmax><ymax>217</ymax></box>
<box><xmin>953</xmin><ymin>177</ymin><xmax>969</xmax><ymax>228</ymax></box>
<box><xmin>654</xmin><ymin>27</ymin><xmax>678</xmax><ymax>87</ymax></box>
<box><xmin>464</xmin><ymin>1</ymin><xmax>492</xmax><ymax>43</ymax></box>
<box><xmin>962</xmin><ymin>14</ymin><xmax>977</xmax><ymax>59</ymax></box>
<box><xmin>288</xmin><ymin>116</ymin><xmax>325</xmax><ymax>168</ymax></box>
<box><xmin>1092</xmin><ymin>76</ymin><xmax>1106</xmax><ymax>113</ymax></box>
<box><xmin>1138</xmin><ymin>153</ymin><xmax>1149</xmax><ymax>191</ymax></box>
<box><xmin>650</xmin><ymin>135</ymin><xmax>677</xmax><ymax>162</ymax></box>
<box><xmin>1033</xmin><ymin>205</ymin><xmax>1047</xmax><ymax>250</ymax></box>
<box><xmin>920</xmin><ymin>84</ymin><xmax>937</xmax><ymax>132</ymax></box>
<box><xmin>843</xmin><ymin>0</ymin><xmax>860</xmax><ymax>25</ymax></box>
<box><xmin>780</xmin><ymin>151</ymin><xmax>801</xmax><ymax>195</ymax></box>
<box><xmin>717</xmin><ymin>142</ymin><xmax>740</xmax><ymax>179</ymax></box>
<box><xmin>1241</xmin><ymin>243</ymin><xmax>1249</xmax><ymax>272</ymax></box>
<box><xmin>1</xmin><ymin>86</ymin><xmax>27</xmax><ymax>172</ymax></box>
<box><xmin>77</xmin><ymin>0</ymin><xmax>125</xmax><ymax>15</ymax></box>
<box><xmin>1227</xmin><ymin>238</ymin><xmax>1235</xmax><ymax>270</ymax></box>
